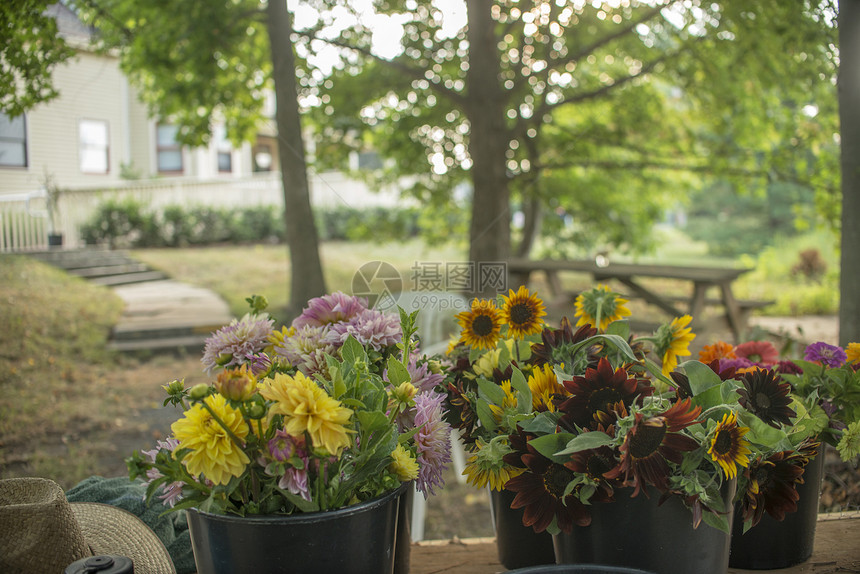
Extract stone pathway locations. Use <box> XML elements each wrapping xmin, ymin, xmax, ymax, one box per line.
<box><xmin>29</xmin><ymin>248</ymin><xmax>232</xmax><ymax>352</ymax></box>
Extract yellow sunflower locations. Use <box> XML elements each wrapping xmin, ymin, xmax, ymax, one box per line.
<box><xmin>462</xmin><ymin>438</ymin><xmax>524</xmax><ymax>490</ymax></box>
<box><xmin>455</xmin><ymin>298</ymin><xmax>504</xmax><ymax>350</ymax></box>
<box><xmin>846</xmin><ymin>342</ymin><xmax>860</xmax><ymax>365</ymax></box>
<box><xmin>574</xmin><ymin>284</ymin><xmax>632</xmax><ymax>331</ymax></box>
<box><xmin>488</xmin><ymin>380</ymin><xmax>519</xmax><ymax>424</ymax></box>
<box><xmin>656</xmin><ymin>315</ymin><xmax>696</xmax><ymax>376</ymax></box>
<box><xmin>259</xmin><ymin>371</ymin><xmax>354</xmax><ymax>455</ymax></box>
<box><xmin>500</xmin><ymin>286</ymin><xmax>547</xmax><ymax>339</ymax></box>
<box><xmin>171</xmin><ymin>394</ymin><xmax>250</xmax><ymax>485</ymax></box>
<box><xmin>707</xmin><ymin>411</ymin><xmax>752</xmax><ymax>479</ymax></box>
<box><xmin>528</xmin><ymin>363</ymin><xmax>566</xmax><ymax>412</ymax></box>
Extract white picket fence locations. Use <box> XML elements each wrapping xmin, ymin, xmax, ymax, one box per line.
<box><xmin>0</xmin><ymin>171</ymin><xmax>403</xmax><ymax>252</ymax></box>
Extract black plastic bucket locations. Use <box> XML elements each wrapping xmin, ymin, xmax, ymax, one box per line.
<box><xmin>729</xmin><ymin>450</ymin><xmax>825</xmax><ymax>569</ymax></box>
<box><xmin>489</xmin><ymin>487</ymin><xmax>556</xmax><ymax>569</ymax></box>
<box><xmin>186</xmin><ymin>482</ymin><xmax>407</xmax><ymax>574</ymax></box>
<box><xmin>507</xmin><ymin>565</ymin><xmax>654</xmax><ymax>574</ymax></box>
<box><xmin>552</xmin><ymin>481</ymin><xmax>736</xmax><ymax>574</ymax></box>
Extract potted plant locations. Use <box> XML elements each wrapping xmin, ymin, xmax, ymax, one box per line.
<box><xmin>128</xmin><ymin>292</ymin><xmax>453</xmax><ymax>574</ymax></box>
<box><xmin>442</xmin><ymin>285</ymin><xmax>798</xmax><ymax>574</ymax></box>
<box><xmin>698</xmin><ymin>338</ymin><xmax>860</xmax><ymax>569</ymax></box>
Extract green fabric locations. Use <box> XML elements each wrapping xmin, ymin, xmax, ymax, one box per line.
<box><xmin>66</xmin><ymin>476</ymin><xmax>195</xmax><ymax>574</ymax></box>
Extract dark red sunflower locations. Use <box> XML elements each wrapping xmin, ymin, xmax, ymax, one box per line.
<box><xmin>603</xmin><ymin>399</ymin><xmax>702</xmax><ymax>496</ymax></box>
<box><xmin>445</xmin><ymin>380</ymin><xmax>478</xmax><ymax>442</ymax></box>
<box><xmin>506</xmin><ymin>450</ymin><xmax>592</xmax><ymax>533</ymax></box>
<box><xmin>529</xmin><ymin>317</ymin><xmax>599</xmax><ymax>368</ymax></box>
<box><xmin>669</xmin><ymin>371</ymin><xmax>693</xmax><ymax>399</ymax></box>
<box><xmin>736</xmin><ymin>368</ymin><xmax>796</xmax><ymax>429</ymax></box>
<box><xmin>564</xmin><ymin>442</ymin><xmax>619</xmax><ymax>503</ymax></box>
<box><xmin>740</xmin><ymin>437</ymin><xmax>820</xmax><ymax>527</ymax></box>
<box><xmin>556</xmin><ymin>357</ymin><xmax>653</xmax><ymax>430</ymax></box>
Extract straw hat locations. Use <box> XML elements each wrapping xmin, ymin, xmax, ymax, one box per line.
<box><xmin>0</xmin><ymin>477</ymin><xmax>176</xmax><ymax>574</ymax></box>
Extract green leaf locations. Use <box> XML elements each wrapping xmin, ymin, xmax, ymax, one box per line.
<box><xmin>739</xmin><ymin>411</ymin><xmax>788</xmax><ymax>448</ymax></box>
<box><xmin>520</xmin><ymin>411</ymin><xmax>561</xmax><ymax>434</ymax></box>
<box><xmin>555</xmin><ymin>431</ymin><xmax>614</xmax><ymax>456</ymax></box>
<box><xmin>605</xmin><ymin>319</ymin><xmax>630</xmax><ymax>340</ymax></box>
<box><xmin>529</xmin><ymin>433</ymin><xmax>577</xmax><ymax>463</ymax></box>
<box><xmin>341</xmin><ymin>336</ymin><xmax>366</xmax><ymax>366</ymax></box>
<box><xmin>681</xmin><ymin>360</ymin><xmax>722</xmax><ymax>396</ymax></box>
<box><xmin>477</xmin><ymin>378</ymin><xmax>507</xmax><ymax>406</ymax></box>
<box><xmin>386</xmin><ymin>356</ymin><xmax>411</xmax><ymax>387</ymax></box>
<box><xmin>475</xmin><ymin>400</ymin><xmax>498</xmax><ymax>432</ymax></box>
<box><xmin>509</xmin><ymin>366</ymin><xmax>532</xmax><ymax>413</ymax></box>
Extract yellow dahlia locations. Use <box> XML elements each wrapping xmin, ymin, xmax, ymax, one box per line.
<box><xmin>500</xmin><ymin>286</ymin><xmax>547</xmax><ymax>339</ymax></box>
<box><xmin>456</xmin><ymin>299</ymin><xmax>504</xmax><ymax>350</ymax></box>
<box><xmin>528</xmin><ymin>363</ymin><xmax>566</xmax><ymax>412</ymax></box>
<box><xmin>171</xmin><ymin>394</ymin><xmax>250</xmax><ymax>485</ymax></box>
<box><xmin>259</xmin><ymin>371</ymin><xmax>354</xmax><ymax>455</ymax></box>
<box><xmin>846</xmin><ymin>342</ymin><xmax>860</xmax><ymax>365</ymax></box>
<box><xmin>388</xmin><ymin>443</ymin><xmax>420</xmax><ymax>481</ymax></box>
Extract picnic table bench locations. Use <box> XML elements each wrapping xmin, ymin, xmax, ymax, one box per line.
<box><xmin>508</xmin><ymin>257</ymin><xmax>773</xmax><ymax>342</ymax></box>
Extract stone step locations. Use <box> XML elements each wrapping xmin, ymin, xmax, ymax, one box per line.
<box><xmin>90</xmin><ymin>270</ymin><xmax>170</xmax><ymax>286</ymax></box>
<box><xmin>69</xmin><ymin>263</ymin><xmax>153</xmax><ymax>278</ymax></box>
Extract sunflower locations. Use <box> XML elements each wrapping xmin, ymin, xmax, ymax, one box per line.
<box><xmin>654</xmin><ymin>315</ymin><xmax>696</xmax><ymax>376</ymax></box>
<box><xmin>462</xmin><ymin>437</ymin><xmax>523</xmax><ymax>490</ymax></box>
<box><xmin>707</xmin><ymin>411</ymin><xmax>752</xmax><ymax>479</ymax></box>
<box><xmin>506</xmin><ymin>451</ymin><xmax>592</xmax><ymax>533</ymax></box>
<box><xmin>488</xmin><ymin>380</ymin><xmax>519</xmax><ymax>425</ymax></box>
<box><xmin>603</xmin><ymin>399</ymin><xmax>702</xmax><ymax>496</ymax></box>
<box><xmin>500</xmin><ymin>286</ymin><xmax>547</xmax><ymax>339</ymax></box>
<box><xmin>736</xmin><ymin>369</ymin><xmax>795</xmax><ymax>429</ymax></box>
<box><xmin>741</xmin><ymin>449</ymin><xmax>808</xmax><ymax>527</ymax></box>
<box><xmin>528</xmin><ymin>363</ymin><xmax>567</xmax><ymax>412</ymax></box>
<box><xmin>573</xmin><ymin>284</ymin><xmax>632</xmax><ymax>331</ymax></box>
<box><xmin>846</xmin><ymin>342</ymin><xmax>860</xmax><ymax>365</ymax></box>
<box><xmin>564</xmin><ymin>443</ymin><xmax>619</xmax><ymax>503</ymax></box>
<box><xmin>557</xmin><ymin>357</ymin><xmax>653</xmax><ymax>430</ymax></box>
<box><xmin>529</xmin><ymin>317</ymin><xmax>599</xmax><ymax>372</ymax></box>
<box><xmin>455</xmin><ymin>299</ymin><xmax>504</xmax><ymax>350</ymax></box>
<box><xmin>698</xmin><ymin>341</ymin><xmax>736</xmax><ymax>363</ymax></box>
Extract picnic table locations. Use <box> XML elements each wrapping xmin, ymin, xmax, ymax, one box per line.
<box><xmin>507</xmin><ymin>257</ymin><xmax>771</xmax><ymax>342</ymax></box>
<box><xmin>409</xmin><ymin>512</ymin><xmax>860</xmax><ymax>573</ymax></box>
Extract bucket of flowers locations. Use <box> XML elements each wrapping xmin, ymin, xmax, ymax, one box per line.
<box><xmin>127</xmin><ymin>292</ymin><xmax>452</xmax><ymax>574</ymax></box>
<box><xmin>441</xmin><ymin>284</ymin><xmax>796</xmax><ymax>574</ymax></box>
<box><xmin>697</xmin><ymin>337</ymin><xmax>860</xmax><ymax>569</ymax></box>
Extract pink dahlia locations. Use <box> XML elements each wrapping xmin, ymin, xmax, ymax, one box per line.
<box><xmin>324</xmin><ymin>309</ymin><xmax>402</xmax><ymax>351</ymax></box>
<box><xmin>272</xmin><ymin>325</ymin><xmax>335</xmax><ymax>375</ymax></box>
<box><xmin>201</xmin><ymin>313</ymin><xmax>275</xmax><ymax>374</ymax></box>
<box><xmin>292</xmin><ymin>292</ymin><xmax>368</xmax><ymax>328</ymax></box>
<box><xmin>413</xmin><ymin>391</ymin><xmax>452</xmax><ymax>497</ymax></box>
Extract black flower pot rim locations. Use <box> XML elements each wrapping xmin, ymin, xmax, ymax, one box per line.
<box><xmin>507</xmin><ymin>564</ymin><xmax>654</xmax><ymax>574</ymax></box>
<box><xmin>188</xmin><ymin>481</ymin><xmax>409</xmax><ymax>526</ymax></box>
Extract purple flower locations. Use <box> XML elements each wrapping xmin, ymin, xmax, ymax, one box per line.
<box><xmin>273</xmin><ymin>325</ymin><xmax>335</xmax><ymax>376</ymax></box>
<box><xmin>720</xmin><ymin>357</ymin><xmax>754</xmax><ymax>371</ymax></box>
<box><xmin>804</xmin><ymin>342</ymin><xmax>847</xmax><ymax>368</ymax></box>
<box><xmin>412</xmin><ymin>391</ymin><xmax>452</xmax><ymax>497</ymax></box>
<box><xmin>324</xmin><ymin>309</ymin><xmax>402</xmax><ymax>351</ymax></box>
<box><xmin>384</xmin><ymin>357</ymin><xmax>445</xmax><ymax>394</ymax></box>
<box><xmin>201</xmin><ymin>313</ymin><xmax>275</xmax><ymax>374</ymax></box>
<box><xmin>142</xmin><ymin>438</ymin><xmax>184</xmax><ymax>507</ymax></box>
<box><xmin>292</xmin><ymin>292</ymin><xmax>368</xmax><ymax>328</ymax></box>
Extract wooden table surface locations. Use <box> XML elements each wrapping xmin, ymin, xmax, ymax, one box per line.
<box><xmin>409</xmin><ymin>512</ymin><xmax>860</xmax><ymax>574</ymax></box>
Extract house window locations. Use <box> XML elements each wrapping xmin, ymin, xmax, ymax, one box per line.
<box><xmin>157</xmin><ymin>123</ymin><xmax>183</xmax><ymax>173</ymax></box>
<box><xmin>0</xmin><ymin>113</ymin><xmax>28</xmax><ymax>168</ymax></box>
<box><xmin>79</xmin><ymin>119</ymin><xmax>109</xmax><ymax>173</ymax></box>
<box><xmin>215</xmin><ymin>126</ymin><xmax>232</xmax><ymax>173</ymax></box>
<box><xmin>357</xmin><ymin>151</ymin><xmax>382</xmax><ymax>170</ymax></box>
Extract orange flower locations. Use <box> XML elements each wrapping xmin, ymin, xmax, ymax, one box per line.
<box><xmin>699</xmin><ymin>341</ymin><xmax>736</xmax><ymax>363</ymax></box>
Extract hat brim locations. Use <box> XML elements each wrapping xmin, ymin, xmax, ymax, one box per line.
<box><xmin>70</xmin><ymin>503</ymin><xmax>176</xmax><ymax>574</ymax></box>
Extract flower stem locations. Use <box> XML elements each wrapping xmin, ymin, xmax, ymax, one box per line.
<box><xmin>200</xmin><ymin>401</ymin><xmax>246</xmax><ymax>452</ymax></box>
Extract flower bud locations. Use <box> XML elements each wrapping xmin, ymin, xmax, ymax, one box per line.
<box><xmin>391</xmin><ymin>382</ymin><xmax>418</xmax><ymax>404</ymax></box>
<box><xmin>214</xmin><ymin>364</ymin><xmax>257</xmax><ymax>402</ymax></box>
<box><xmin>427</xmin><ymin>360</ymin><xmax>443</xmax><ymax>375</ymax></box>
<box><xmin>189</xmin><ymin>383</ymin><xmax>211</xmax><ymax>401</ymax></box>
<box><xmin>215</xmin><ymin>352</ymin><xmax>234</xmax><ymax>367</ymax></box>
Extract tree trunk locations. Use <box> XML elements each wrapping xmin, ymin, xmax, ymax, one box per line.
<box><xmin>515</xmin><ymin>194</ymin><xmax>543</xmax><ymax>258</ymax></box>
<box><xmin>267</xmin><ymin>0</ymin><xmax>327</xmax><ymax>319</ymax></box>
<box><xmin>466</xmin><ymin>0</ymin><xmax>511</xmax><ymax>297</ymax></box>
<box><xmin>839</xmin><ymin>0</ymin><xmax>859</xmax><ymax>346</ymax></box>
